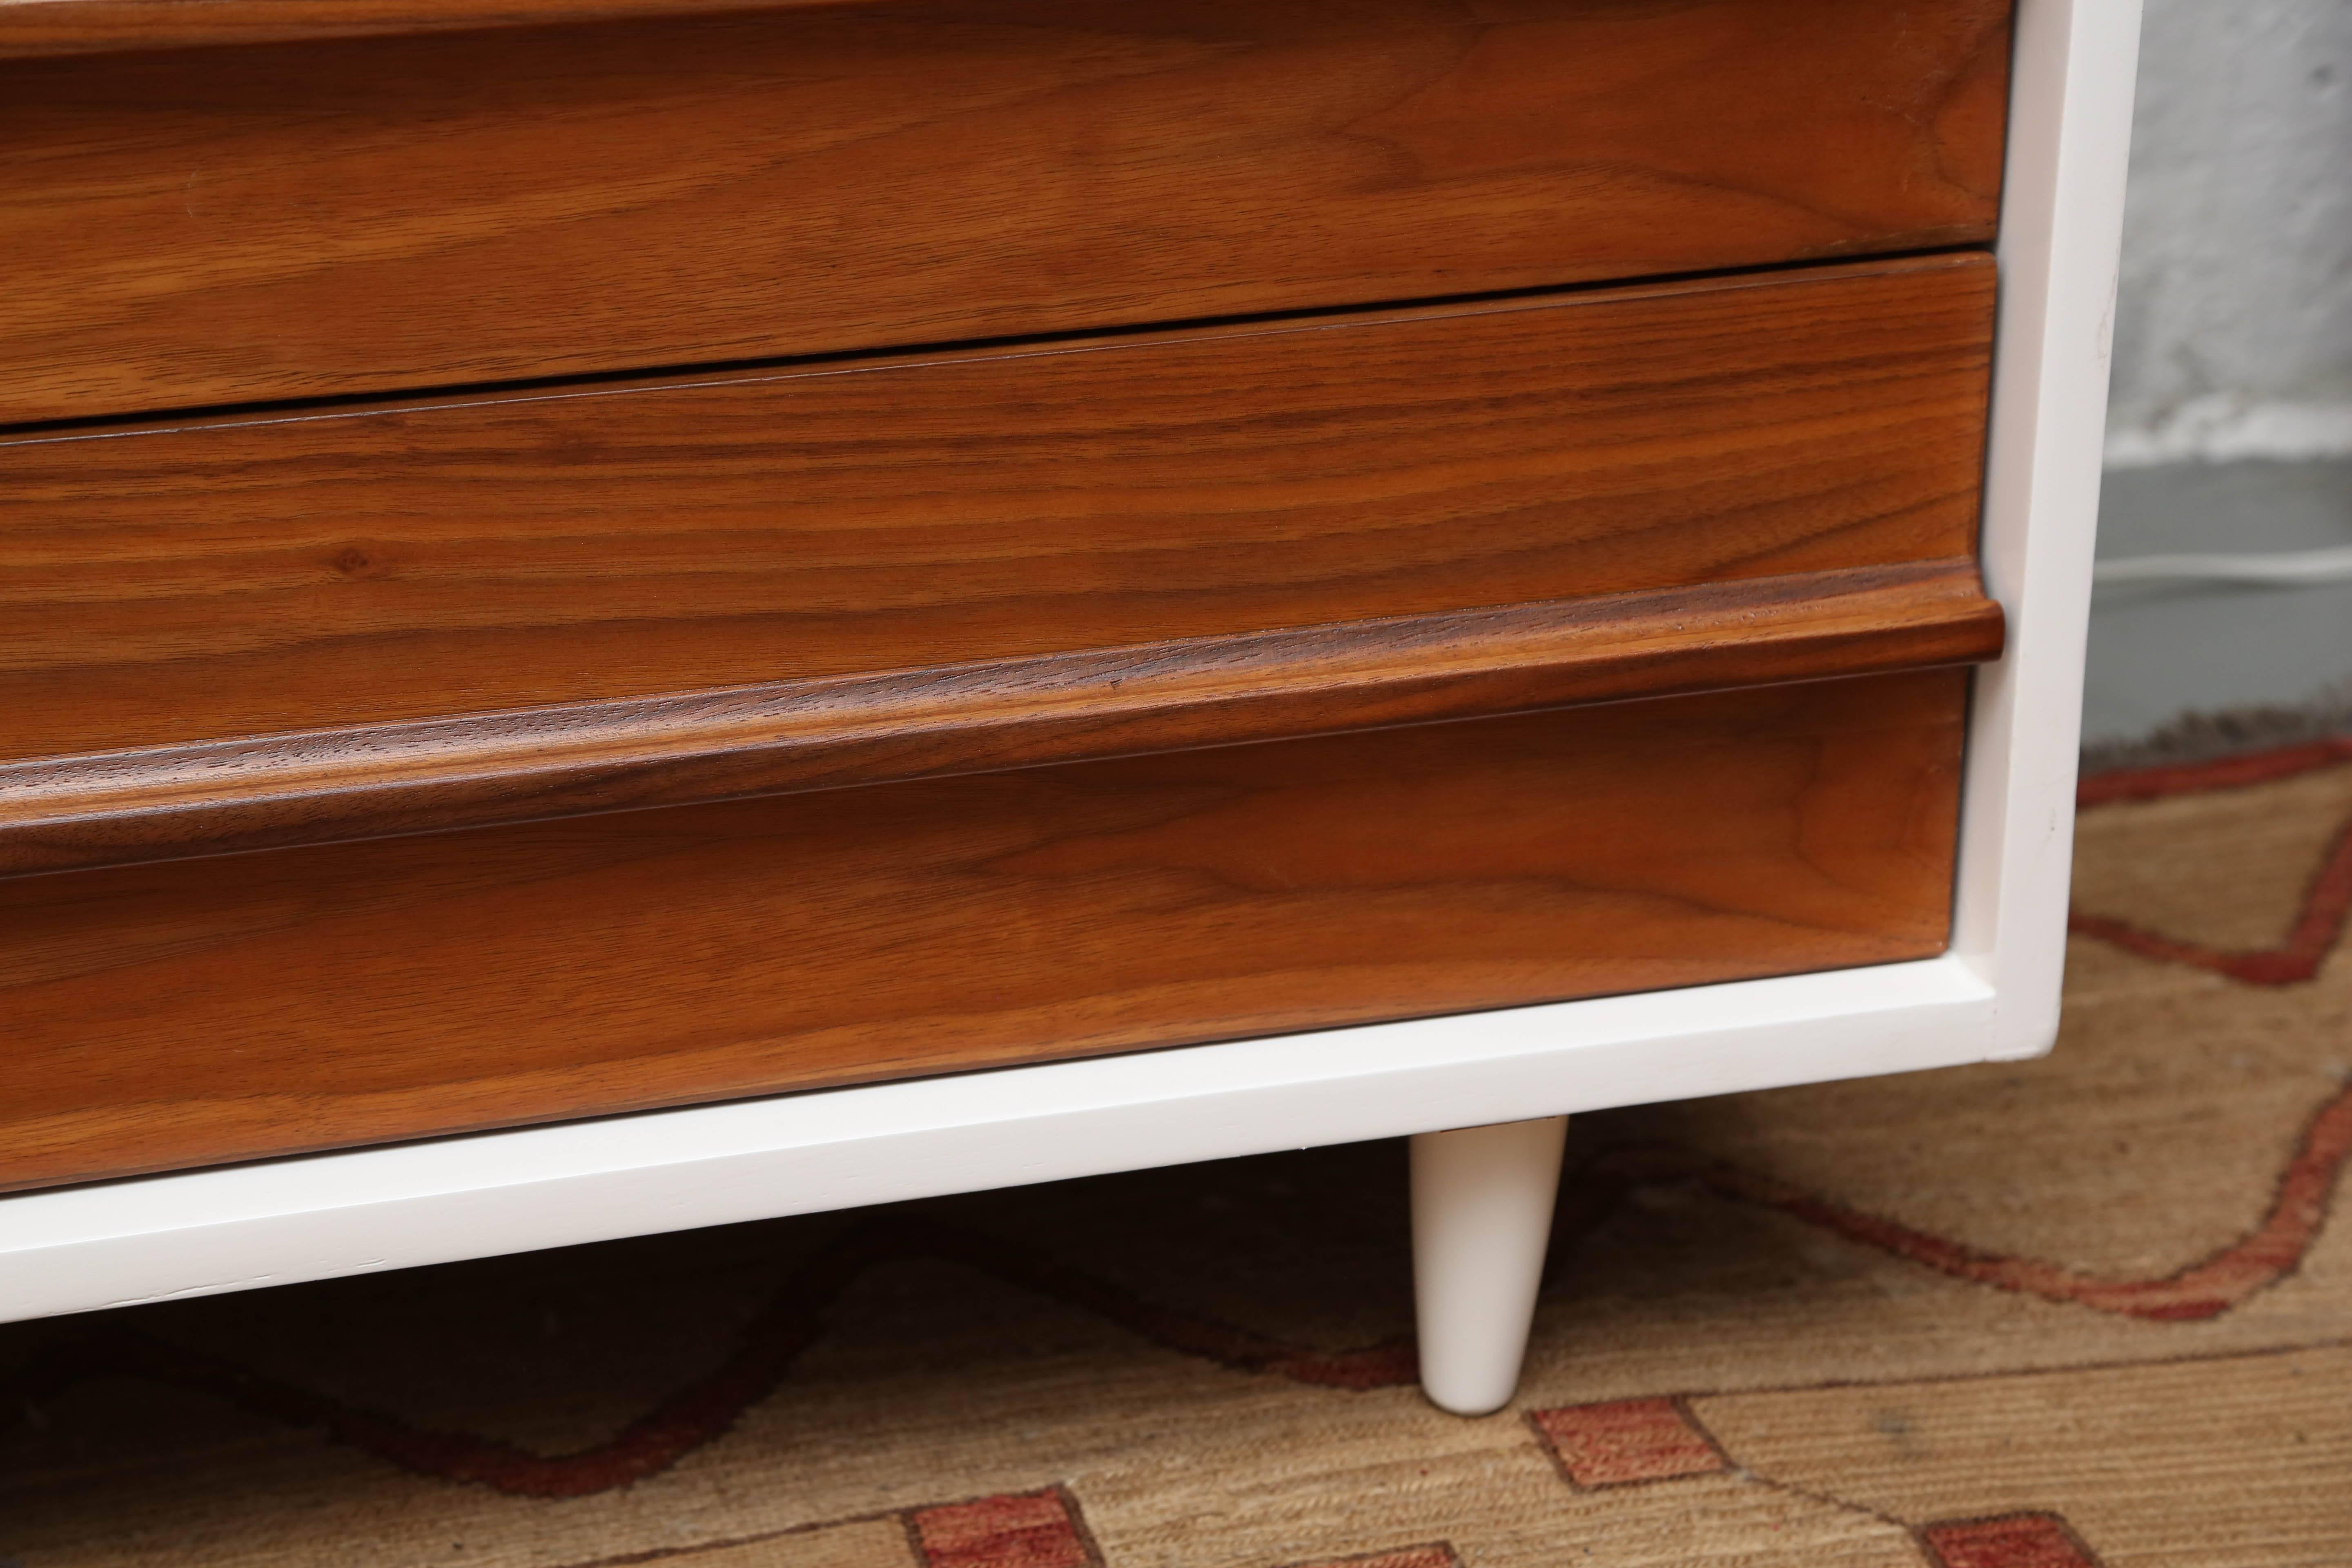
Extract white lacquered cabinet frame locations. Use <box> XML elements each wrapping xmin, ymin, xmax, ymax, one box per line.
<box><xmin>0</xmin><ymin>0</ymin><xmax>2145</xmax><ymax>1416</ymax></box>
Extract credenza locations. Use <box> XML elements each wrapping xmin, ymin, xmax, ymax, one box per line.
<box><xmin>0</xmin><ymin>0</ymin><xmax>2142</xmax><ymax>1414</ymax></box>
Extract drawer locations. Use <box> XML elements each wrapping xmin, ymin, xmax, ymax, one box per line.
<box><xmin>0</xmin><ymin>253</ymin><xmax>2002</xmax><ymax>875</ymax></box>
<box><xmin>0</xmin><ymin>668</ymin><xmax>1967</xmax><ymax>1193</ymax></box>
<box><xmin>0</xmin><ymin>0</ymin><xmax>2011</xmax><ymax>423</ymax></box>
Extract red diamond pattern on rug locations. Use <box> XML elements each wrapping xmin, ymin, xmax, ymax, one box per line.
<box><xmin>1919</xmin><ymin>1512</ymin><xmax>2101</xmax><ymax>1568</ymax></box>
<box><xmin>2070</xmin><ymin>741</ymin><xmax>2352</xmax><ymax>985</ymax></box>
<box><xmin>1528</xmin><ymin>1397</ymin><xmax>1728</xmax><ymax>1488</ymax></box>
<box><xmin>1281</xmin><ymin>1547</ymin><xmax>1460</xmax><ymax>1568</ymax></box>
<box><xmin>910</xmin><ymin>1488</ymin><xmax>1094</xmax><ymax>1568</ymax></box>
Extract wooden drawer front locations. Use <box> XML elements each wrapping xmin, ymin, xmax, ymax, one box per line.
<box><xmin>0</xmin><ymin>254</ymin><xmax>2004</xmax><ymax>878</ymax></box>
<box><xmin>0</xmin><ymin>669</ymin><xmax>1966</xmax><ymax>1193</ymax></box>
<box><xmin>6</xmin><ymin>255</ymin><xmax>1994</xmax><ymax>766</ymax></box>
<box><xmin>0</xmin><ymin>0</ymin><xmax>2011</xmax><ymax>423</ymax></box>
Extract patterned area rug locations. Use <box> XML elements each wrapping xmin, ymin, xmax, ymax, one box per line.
<box><xmin>4</xmin><ymin>742</ymin><xmax>2349</xmax><ymax>1567</ymax></box>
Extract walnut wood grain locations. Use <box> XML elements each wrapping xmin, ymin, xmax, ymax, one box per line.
<box><xmin>0</xmin><ymin>0</ymin><xmax>860</xmax><ymax>57</ymax></box>
<box><xmin>0</xmin><ymin>0</ymin><xmax>2011</xmax><ymax>422</ymax></box>
<box><xmin>3</xmin><ymin>254</ymin><xmax>1998</xmax><ymax>773</ymax></box>
<box><xmin>0</xmin><ymin>558</ymin><xmax>2001</xmax><ymax>878</ymax></box>
<box><xmin>0</xmin><ymin>669</ymin><xmax>1969</xmax><ymax>1194</ymax></box>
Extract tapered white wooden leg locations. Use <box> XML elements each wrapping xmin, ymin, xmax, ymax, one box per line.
<box><xmin>1410</xmin><ymin>1115</ymin><xmax>1568</xmax><ymax>1415</ymax></box>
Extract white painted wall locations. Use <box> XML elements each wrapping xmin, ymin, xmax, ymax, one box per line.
<box><xmin>2106</xmin><ymin>0</ymin><xmax>2352</xmax><ymax>464</ymax></box>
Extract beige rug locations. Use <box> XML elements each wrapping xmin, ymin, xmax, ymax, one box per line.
<box><xmin>4</xmin><ymin>740</ymin><xmax>2348</xmax><ymax>1568</ymax></box>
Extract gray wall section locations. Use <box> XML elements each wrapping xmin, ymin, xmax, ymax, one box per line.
<box><xmin>2085</xmin><ymin>461</ymin><xmax>2352</xmax><ymax>745</ymax></box>
<box><xmin>2083</xmin><ymin>0</ymin><xmax>2352</xmax><ymax>744</ymax></box>
<box><xmin>2107</xmin><ymin>0</ymin><xmax>2352</xmax><ymax>437</ymax></box>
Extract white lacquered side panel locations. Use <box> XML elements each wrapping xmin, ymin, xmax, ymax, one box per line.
<box><xmin>1956</xmin><ymin>0</ymin><xmax>2145</xmax><ymax>1056</ymax></box>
